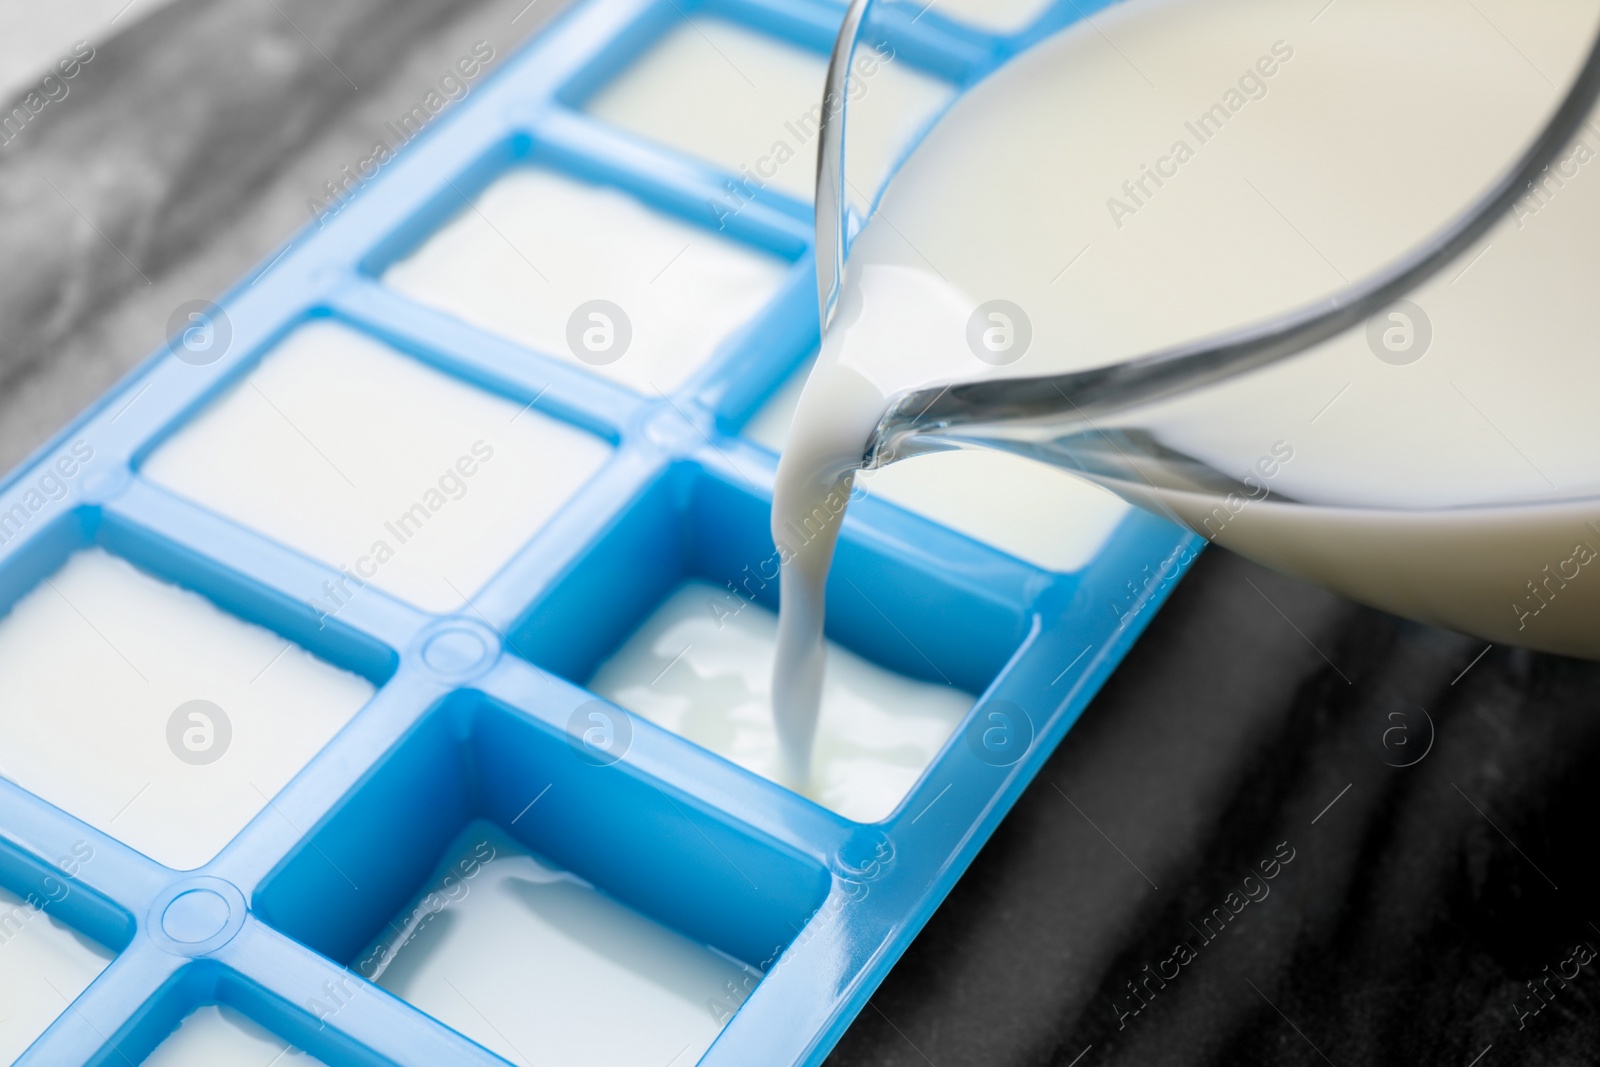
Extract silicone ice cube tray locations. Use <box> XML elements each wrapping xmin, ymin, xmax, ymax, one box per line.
<box><xmin>0</xmin><ymin>0</ymin><xmax>1197</xmax><ymax>1063</ymax></box>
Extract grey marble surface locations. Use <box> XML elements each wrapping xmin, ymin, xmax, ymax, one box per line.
<box><xmin>0</xmin><ymin>0</ymin><xmax>565</xmax><ymax>469</ymax></box>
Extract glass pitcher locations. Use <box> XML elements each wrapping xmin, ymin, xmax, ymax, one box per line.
<box><xmin>808</xmin><ymin>0</ymin><xmax>1600</xmax><ymax>658</ymax></box>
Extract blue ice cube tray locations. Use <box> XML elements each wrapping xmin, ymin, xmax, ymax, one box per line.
<box><xmin>0</xmin><ymin>0</ymin><xmax>1195</xmax><ymax>1063</ymax></box>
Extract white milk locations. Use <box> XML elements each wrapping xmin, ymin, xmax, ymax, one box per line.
<box><xmin>362</xmin><ymin>821</ymin><xmax>754</xmax><ymax>1067</ymax></box>
<box><xmin>383</xmin><ymin>169</ymin><xmax>790</xmax><ymax>394</ymax></box>
<box><xmin>590</xmin><ymin>580</ymin><xmax>972</xmax><ymax>822</ymax></box>
<box><xmin>773</xmin><ymin>0</ymin><xmax>1600</xmax><ymax>778</ymax></box>
<box><xmin>143</xmin><ymin>1005</ymin><xmax>323</xmax><ymax>1067</ymax></box>
<box><xmin>584</xmin><ymin>15</ymin><xmax>955</xmax><ymax>207</ymax></box>
<box><xmin>0</xmin><ymin>884</ymin><xmax>113</xmax><ymax>1064</ymax></box>
<box><xmin>928</xmin><ymin>0</ymin><xmax>1055</xmax><ymax>34</ymax></box>
<box><xmin>747</xmin><ymin>356</ymin><xmax>1130</xmax><ymax>572</ymax></box>
<box><xmin>0</xmin><ymin>549</ymin><xmax>373</xmax><ymax>870</ymax></box>
<box><xmin>144</xmin><ymin>321</ymin><xmax>612</xmax><ymax>616</ymax></box>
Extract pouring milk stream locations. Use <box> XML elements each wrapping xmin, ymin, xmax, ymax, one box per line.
<box><xmin>771</xmin><ymin>0</ymin><xmax>1600</xmax><ymax>785</ymax></box>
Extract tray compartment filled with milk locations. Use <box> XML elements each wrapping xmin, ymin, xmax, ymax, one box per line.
<box><xmin>0</xmin><ymin>0</ymin><xmax>1196</xmax><ymax>1064</ymax></box>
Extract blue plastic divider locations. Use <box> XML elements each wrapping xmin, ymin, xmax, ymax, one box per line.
<box><xmin>0</xmin><ymin>0</ymin><xmax>1195</xmax><ymax>1063</ymax></box>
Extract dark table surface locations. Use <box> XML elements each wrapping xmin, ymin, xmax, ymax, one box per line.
<box><xmin>830</xmin><ymin>546</ymin><xmax>1600</xmax><ymax>1067</ymax></box>
<box><xmin>5</xmin><ymin>5</ymin><xmax>1598</xmax><ymax>1066</ymax></box>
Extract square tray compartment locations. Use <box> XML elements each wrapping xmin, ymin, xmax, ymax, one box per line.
<box><xmin>381</xmin><ymin>165</ymin><xmax>794</xmax><ymax>395</ymax></box>
<box><xmin>578</xmin><ymin>11</ymin><xmax>955</xmax><ymax>205</ymax></box>
<box><xmin>142</xmin><ymin>318</ymin><xmax>614</xmax><ymax>616</ymax></box>
<box><xmin>0</xmin><ymin>521</ymin><xmax>381</xmax><ymax>872</ymax></box>
<box><xmin>255</xmin><ymin>690</ymin><xmax>828</xmax><ymax>1064</ymax></box>
<box><xmin>512</xmin><ymin>461</ymin><xmax>1029</xmax><ymax>821</ymax></box>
